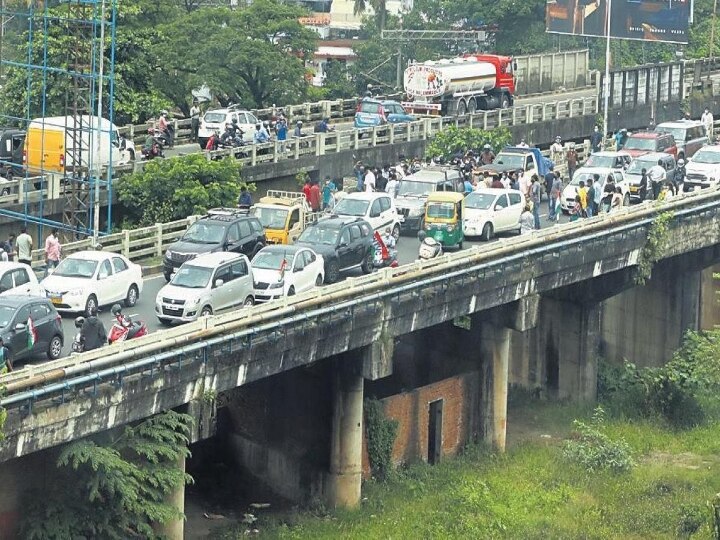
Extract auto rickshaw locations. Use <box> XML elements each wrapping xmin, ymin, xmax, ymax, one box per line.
<box><xmin>422</xmin><ymin>191</ymin><xmax>465</xmax><ymax>249</ymax></box>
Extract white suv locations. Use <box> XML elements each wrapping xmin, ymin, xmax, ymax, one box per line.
<box><xmin>155</xmin><ymin>252</ymin><xmax>254</xmax><ymax>325</ymax></box>
<box><xmin>198</xmin><ymin>106</ymin><xmax>259</xmax><ymax>148</ymax></box>
<box><xmin>332</xmin><ymin>192</ymin><xmax>401</xmax><ymax>239</ymax></box>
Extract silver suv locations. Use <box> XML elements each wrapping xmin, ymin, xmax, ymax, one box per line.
<box><xmin>198</xmin><ymin>105</ymin><xmax>259</xmax><ymax>148</ymax></box>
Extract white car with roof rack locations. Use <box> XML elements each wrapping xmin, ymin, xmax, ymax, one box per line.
<box><xmin>197</xmin><ymin>105</ymin><xmax>259</xmax><ymax>148</ymax></box>
<box><xmin>331</xmin><ymin>191</ymin><xmax>402</xmax><ymax>239</ymax></box>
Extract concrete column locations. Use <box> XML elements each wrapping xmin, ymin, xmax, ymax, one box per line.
<box><xmin>480</xmin><ymin>323</ymin><xmax>511</xmax><ymax>452</ymax></box>
<box><xmin>154</xmin><ymin>454</ymin><xmax>186</xmax><ymax>540</ymax></box>
<box><xmin>327</xmin><ymin>361</ymin><xmax>363</xmax><ymax>509</ymax></box>
<box><xmin>679</xmin><ymin>269</ymin><xmax>701</xmax><ymax>338</ymax></box>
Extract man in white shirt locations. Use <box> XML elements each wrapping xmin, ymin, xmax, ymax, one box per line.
<box><xmin>550</xmin><ymin>136</ymin><xmax>563</xmax><ymax>163</ymax></box>
<box><xmin>385</xmin><ymin>177</ymin><xmax>399</xmax><ymax>198</ymax></box>
<box><xmin>16</xmin><ymin>227</ymin><xmax>32</xmax><ymax>266</ymax></box>
<box><xmin>647</xmin><ymin>159</ymin><xmax>666</xmax><ymax>200</ymax></box>
<box><xmin>701</xmin><ymin>107</ymin><xmax>714</xmax><ymax>140</ymax></box>
<box><xmin>364</xmin><ymin>168</ymin><xmax>376</xmax><ymax>192</ymax></box>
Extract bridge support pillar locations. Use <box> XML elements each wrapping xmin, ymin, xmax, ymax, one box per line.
<box><xmin>480</xmin><ymin>322</ymin><xmax>511</xmax><ymax>452</ymax></box>
<box><xmin>154</xmin><ymin>454</ymin><xmax>186</xmax><ymax>540</ymax></box>
<box><xmin>326</xmin><ymin>359</ymin><xmax>364</xmax><ymax>509</ymax></box>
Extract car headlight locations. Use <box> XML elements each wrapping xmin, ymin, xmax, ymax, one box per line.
<box><xmin>66</xmin><ymin>288</ymin><xmax>83</xmax><ymax>297</ymax></box>
<box><xmin>269</xmin><ymin>280</ymin><xmax>284</xmax><ymax>289</ymax></box>
<box><xmin>165</xmin><ymin>249</ymin><xmax>172</xmax><ymax>259</ymax></box>
<box><xmin>425</xmin><ymin>223</ymin><xmax>431</xmax><ymax>230</ymax></box>
<box><xmin>446</xmin><ymin>225</ymin><xmax>454</xmax><ymax>232</ymax></box>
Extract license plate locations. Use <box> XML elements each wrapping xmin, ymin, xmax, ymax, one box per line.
<box><xmin>629</xmin><ymin>186</ymin><xmax>638</xmax><ymax>193</ymax></box>
<box><xmin>164</xmin><ymin>306</ymin><xmax>181</xmax><ymax>312</ymax></box>
<box><xmin>50</xmin><ymin>297</ymin><xmax>61</xmax><ymax>305</ymax></box>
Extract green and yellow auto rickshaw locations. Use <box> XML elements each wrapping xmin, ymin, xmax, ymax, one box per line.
<box><xmin>422</xmin><ymin>191</ymin><xmax>465</xmax><ymax>249</ymax></box>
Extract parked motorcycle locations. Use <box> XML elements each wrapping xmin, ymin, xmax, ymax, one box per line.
<box><xmin>417</xmin><ymin>231</ymin><xmax>443</xmax><ymax>260</ymax></box>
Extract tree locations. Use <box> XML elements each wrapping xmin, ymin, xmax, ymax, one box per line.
<box><xmin>322</xmin><ymin>60</ymin><xmax>357</xmax><ymax>100</ymax></box>
<box><xmin>20</xmin><ymin>410</ymin><xmax>193</xmax><ymax>539</ymax></box>
<box><xmin>354</xmin><ymin>0</ymin><xmax>387</xmax><ymax>31</ymax></box>
<box><xmin>426</xmin><ymin>125</ymin><xmax>512</xmax><ymax>160</ymax></box>
<box><xmin>117</xmin><ymin>154</ymin><xmax>246</xmax><ymax>226</ymax></box>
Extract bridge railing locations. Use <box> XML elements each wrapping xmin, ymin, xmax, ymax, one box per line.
<box><xmin>3</xmin><ymin>183</ymin><xmax>720</xmax><ymax>405</ymax></box>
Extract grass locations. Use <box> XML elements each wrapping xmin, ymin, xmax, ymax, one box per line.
<box><xmin>212</xmin><ymin>399</ymin><xmax>720</xmax><ymax>540</ymax></box>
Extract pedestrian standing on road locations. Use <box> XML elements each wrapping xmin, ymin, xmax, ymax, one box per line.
<box><xmin>510</xmin><ymin>172</ymin><xmax>520</xmax><ymax>191</ymax></box>
<box><xmin>586</xmin><ymin>179</ymin><xmax>596</xmax><ymax>218</ymax></box>
<box><xmin>569</xmin><ymin>195</ymin><xmax>582</xmax><ymax>221</ymax></box>
<box><xmin>294</xmin><ymin>120</ymin><xmax>304</xmax><ymax>138</ymax></box>
<box><xmin>520</xmin><ymin>204</ymin><xmax>535</xmax><ymax>234</ymax></box>
<box><xmin>602</xmin><ymin>176</ymin><xmax>615</xmax><ymax>213</ymax></box>
<box><xmin>647</xmin><ymin>159</ymin><xmax>666</xmax><ymax>200</ymax></box>
<box><xmin>550</xmin><ymin>136</ymin><xmax>563</xmax><ymax>164</ymax></box>
<box><xmin>302</xmin><ymin>177</ymin><xmax>312</xmax><ymax>200</ymax></box>
<box><xmin>44</xmin><ymin>228</ymin><xmax>61</xmax><ymax>277</ymax></box>
<box><xmin>276</xmin><ymin>116</ymin><xmax>288</xmax><ymax>154</ymax></box>
<box><xmin>517</xmin><ymin>138</ymin><xmax>529</xmax><ymax>148</ymax></box>
<box><xmin>354</xmin><ymin>161</ymin><xmax>364</xmax><ymax>186</ymax></box>
<box><xmin>544</xmin><ymin>165</ymin><xmax>556</xmax><ymax>211</ymax></box>
<box><xmin>238</xmin><ymin>186</ymin><xmax>253</xmax><ymax>208</ymax></box>
<box><xmin>549</xmin><ymin>174</ymin><xmax>563</xmax><ymax>222</ymax></box>
<box><xmin>190</xmin><ymin>101</ymin><xmax>201</xmax><ymax>143</ymax></box>
<box><xmin>592</xmin><ymin>174</ymin><xmax>603</xmax><ymax>216</ymax></box>
<box><xmin>490</xmin><ymin>175</ymin><xmax>504</xmax><ymax>189</ymax></box>
<box><xmin>5</xmin><ymin>234</ymin><xmax>15</xmax><ymax>262</ymax></box>
<box><xmin>0</xmin><ymin>336</ymin><xmax>11</xmax><ymax>373</ymax></box>
<box><xmin>611</xmin><ymin>186</ymin><xmax>624</xmax><ymax>211</ymax></box>
<box><xmin>322</xmin><ymin>177</ymin><xmax>336</xmax><ymax>210</ymax></box>
<box><xmin>577</xmin><ymin>181</ymin><xmax>588</xmax><ymax>217</ymax></box>
<box><xmin>566</xmin><ymin>143</ymin><xmax>578</xmax><ymax>180</ymax></box>
<box><xmin>702</xmin><ymin>107</ymin><xmax>714</xmax><ymax>139</ymax></box>
<box><xmin>309</xmin><ymin>179</ymin><xmax>321</xmax><ymax>212</ymax></box>
<box><xmin>364</xmin><ymin>166</ymin><xmax>376</xmax><ymax>192</ymax></box>
<box><xmin>479</xmin><ymin>144</ymin><xmax>495</xmax><ymax>165</ymax></box>
<box><xmin>530</xmin><ymin>175</ymin><xmax>542</xmax><ymax>229</ymax></box>
<box><xmin>17</xmin><ymin>227</ymin><xmax>32</xmax><ymax>266</ymax></box>
<box><xmin>591</xmin><ymin>125</ymin><xmax>603</xmax><ymax>153</ymax></box>
<box><xmin>385</xmin><ymin>175</ymin><xmax>399</xmax><ymax>198</ymax></box>
<box><xmin>638</xmin><ymin>168</ymin><xmax>649</xmax><ymax>201</ymax></box>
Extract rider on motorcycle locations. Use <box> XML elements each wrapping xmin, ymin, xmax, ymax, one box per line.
<box><xmin>143</xmin><ymin>128</ymin><xmax>160</xmax><ymax>157</ymax></box>
<box><xmin>111</xmin><ymin>303</ymin><xmax>132</xmax><ymax>328</ymax></box>
<box><xmin>79</xmin><ymin>306</ymin><xmax>106</xmax><ymax>351</ymax></box>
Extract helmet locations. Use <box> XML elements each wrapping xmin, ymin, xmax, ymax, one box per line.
<box><xmin>677</xmin><ymin>158</ymin><xmax>685</xmax><ymax>166</ymax></box>
<box><xmin>263</xmin><ymin>121</ymin><xmax>269</xmax><ymax>127</ymax></box>
<box><xmin>111</xmin><ymin>304</ymin><xmax>122</xmax><ymax>316</ymax></box>
<box><xmin>297</xmin><ymin>120</ymin><xmax>303</xmax><ymax>125</ymax></box>
<box><xmin>483</xmin><ymin>144</ymin><xmax>491</xmax><ymax>150</ymax></box>
<box><xmin>74</xmin><ymin>316</ymin><xmax>85</xmax><ymax>329</ymax></box>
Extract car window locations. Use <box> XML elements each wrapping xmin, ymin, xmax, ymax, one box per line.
<box><xmin>303</xmin><ymin>250</ymin><xmax>316</xmax><ymax>265</ymax></box>
<box><xmin>250</xmin><ymin>219</ymin><xmax>263</xmax><ymax>234</ymax></box>
<box><xmin>350</xmin><ymin>225</ymin><xmax>361</xmax><ymax>241</ymax></box>
<box><xmin>288</xmin><ymin>209</ymin><xmax>300</xmax><ymax>228</ymax></box>
<box><xmin>112</xmin><ymin>257</ymin><xmax>128</xmax><ymax>273</ymax></box>
<box><xmin>98</xmin><ymin>259</ymin><xmax>112</xmax><ymax>279</ymax></box>
<box><xmin>495</xmin><ymin>194</ymin><xmax>509</xmax><ymax>209</ymax></box>
<box><xmin>379</xmin><ymin>197</ymin><xmax>391</xmax><ymax>212</ymax></box>
<box><xmin>31</xmin><ymin>303</ymin><xmax>50</xmax><ymax>319</ymax></box>
<box><xmin>247</xmin><ymin>113</ymin><xmax>258</xmax><ymax>124</ymax></box>
<box><xmin>0</xmin><ymin>272</ymin><xmax>13</xmax><ymax>292</ymax></box>
<box><xmin>370</xmin><ymin>199</ymin><xmax>382</xmax><ymax>217</ymax></box>
<box><xmin>227</xmin><ymin>223</ymin><xmax>240</xmax><ymax>243</ymax></box>
<box><xmin>12</xmin><ymin>268</ymin><xmax>30</xmax><ymax>287</ymax></box>
<box><xmin>508</xmin><ymin>193</ymin><xmax>522</xmax><ymax>206</ymax></box>
<box><xmin>613</xmin><ymin>172</ymin><xmax>623</xmax><ymax>183</ymax></box>
<box><xmin>214</xmin><ymin>266</ymin><xmax>232</xmax><ymax>286</ymax></box>
<box><xmin>293</xmin><ymin>253</ymin><xmax>305</xmax><ymax>271</ymax></box>
<box><xmin>230</xmin><ymin>260</ymin><xmax>248</xmax><ymax>278</ymax></box>
<box><xmin>14</xmin><ymin>305</ymin><xmax>30</xmax><ymax>325</ymax></box>
<box><xmin>340</xmin><ymin>228</ymin><xmax>351</xmax><ymax>245</ymax></box>
<box><xmin>238</xmin><ymin>220</ymin><xmax>252</xmax><ymax>238</ymax></box>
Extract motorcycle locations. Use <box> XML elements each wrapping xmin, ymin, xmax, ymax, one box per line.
<box><xmin>156</xmin><ymin>124</ymin><xmax>175</xmax><ymax>148</ymax></box>
<box><xmin>373</xmin><ymin>231</ymin><xmax>398</xmax><ymax>269</ymax></box>
<box><xmin>141</xmin><ymin>130</ymin><xmax>166</xmax><ymax>160</ymax></box>
<box><xmin>71</xmin><ymin>316</ymin><xmax>85</xmax><ymax>353</ymax></box>
<box><xmin>417</xmin><ymin>231</ymin><xmax>443</xmax><ymax>260</ymax></box>
<box><xmin>108</xmin><ymin>315</ymin><xmax>148</xmax><ymax>344</ymax></box>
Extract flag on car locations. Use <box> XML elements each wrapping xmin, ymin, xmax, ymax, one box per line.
<box><xmin>279</xmin><ymin>258</ymin><xmax>287</xmax><ymax>279</ymax></box>
<box><xmin>27</xmin><ymin>317</ymin><xmax>37</xmax><ymax>349</ymax></box>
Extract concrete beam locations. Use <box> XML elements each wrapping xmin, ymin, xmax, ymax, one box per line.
<box><xmin>489</xmin><ymin>295</ymin><xmax>540</xmax><ymax>332</ymax></box>
<box><xmin>362</xmin><ymin>340</ymin><xmax>394</xmax><ymax>381</ymax></box>
<box><xmin>480</xmin><ymin>323</ymin><xmax>511</xmax><ymax>452</ymax></box>
<box><xmin>186</xmin><ymin>398</ymin><xmax>217</xmax><ymax>444</ymax></box>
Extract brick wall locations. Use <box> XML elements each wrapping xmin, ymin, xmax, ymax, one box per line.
<box><xmin>362</xmin><ymin>371</ymin><xmax>479</xmax><ymax>477</ymax></box>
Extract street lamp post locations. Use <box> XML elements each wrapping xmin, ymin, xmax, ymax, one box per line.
<box><xmin>602</xmin><ymin>0</ymin><xmax>613</xmax><ymax>148</ymax></box>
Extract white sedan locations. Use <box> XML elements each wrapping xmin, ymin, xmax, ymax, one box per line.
<box><xmin>251</xmin><ymin>245</ymin><xmax>324</xmax><ymax>303</ymax></box>
<box><xmin>0</xmin><ymin>262</ymin><xmax>44</xmax><ymax>297</ymax></box>
<box><xmin>41</xmin><ymin>251</ymin><xmax>144</xmax><ymax>315</ymax></box>
<box><xmin>463</xmin><ymin>189</ymin><xmax>524</xmax><ymax>241</ymax></box>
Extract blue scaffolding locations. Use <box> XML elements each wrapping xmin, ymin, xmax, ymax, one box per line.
<box><xmin>0</xmin><ymin>0</ymin><xmax>117</xmax><ymax>241</ymax></box>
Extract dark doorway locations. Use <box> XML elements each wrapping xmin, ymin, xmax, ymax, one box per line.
<box><xmin>428</xmin><ymin>399</ymin><xmax>443</xmax><ymax>465</ymax></box>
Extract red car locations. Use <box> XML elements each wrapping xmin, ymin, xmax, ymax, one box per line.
<box><xmin>622</xmin><ymin>131</ymin><xmax>678</xmax><ymax>159</ymax></box>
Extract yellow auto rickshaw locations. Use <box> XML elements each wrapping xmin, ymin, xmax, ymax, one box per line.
<box><xmin>423</xmin><ymin>191</ymin><xmax>465</xmax><ymax>249</ymax></box>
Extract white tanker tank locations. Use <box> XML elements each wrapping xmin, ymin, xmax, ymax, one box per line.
<box><xmin>402</xmin><ymin>54</ymin><xmax>515</xmax><ymax>115</ymax></box>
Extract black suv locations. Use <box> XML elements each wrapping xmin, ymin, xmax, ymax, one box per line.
<box><xmin>0</xmin><ymin>296</ymin><xmax>64</xmax><ymax>364</ymax></box>
<box><xmin>296</xmin><ymin>217</ymin><xmax>374</xmax><ymax>283</ymax></box>
<box><xmin>163</xmin><ymin>208</ymin><xmax>266</xmax><ymax>281</ymax></box>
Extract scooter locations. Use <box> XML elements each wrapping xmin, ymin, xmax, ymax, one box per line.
<box><xmin>373</xmin><ymin>232</ymin><xmax>398</xmax><ymax>269</ymax></box>
<box><xmin>71</xmin><ymin>316</ymin><xmax>85</xmax><ymax>353</ymax></box>
<box><xmin>108</xmin><ymin>316</ymin><xmax>148</xmax><ymax>344</ymax></box>
<box><xmin>417</xmin><ymin>231</ymin><xmax>443</xmax><ymax>260</ymax></box>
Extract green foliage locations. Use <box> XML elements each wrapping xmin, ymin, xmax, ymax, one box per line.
<box><xmin>364</xmin><ymin>398</ymin><xmax>398</xmax><ymax>480</ymax></box>
<box><xmin>711</xmin><ymin>492</ymin><xmax>720</xmax><ymax>539</ymax></box>
<box><xmin>21</xmin><ymin>410</ymin><xmax>193</xmax><ymax>539</ymax></box>
<box><xmin>562</xmin><ymin>407</ymin><xmax>635</xmax><ymax>473</ymax></box>
<box><xmin>677</xmin><ymin>504</ymin><xmax>706</xmax><ymax>536</ymax></box>
<box><xmin>635</xmin><ymin>209</ymin><xmax>674</xmax><ymax>285</ymax></box>
<box><xmin>426</xmin><ymin>125</ymin><xmax>512</xmax><ymax>161</ymax></box>
<box><xmin>117</xmin><ymin>154</ymin><xmax>246</xmax><ymax>225</ymax></box>
<box><xmin>295</xmin><ymin>169</ymin><xmax>311</xmax><ymax>189</ymax></box>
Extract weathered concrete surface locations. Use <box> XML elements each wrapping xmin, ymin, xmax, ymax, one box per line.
<box><xmin>480</xmin><ymin>323</ymin><xmax>511</xmax><ymax>450</ymax></box>
<box><xmin>700</xmin><ymin>264</ymin><xmax>720</xmax><ymax>330</ymax></box>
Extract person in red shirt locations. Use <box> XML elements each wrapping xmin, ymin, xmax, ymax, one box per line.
<box><xmin>308</xmin><ymin>179</ymin><xmax>321</xmax><ymax>211</ymax></box>
<box><xmin>302</xmin><ymin>178</ymin><xmax>311</xmax><ymax>201</ymax></box>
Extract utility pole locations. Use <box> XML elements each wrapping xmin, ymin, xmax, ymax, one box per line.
<box><xmin>602</xmin><ymin>0</ymin><xmax>613</xmax><ymax>146</ymax></box>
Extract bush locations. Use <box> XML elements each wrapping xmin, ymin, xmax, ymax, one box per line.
<box><xmin>426</xmin><ymin>125</ymin><xmax>511</xmax><ymax>161</ymax></box>
<box><xmin>562</xmin><ymin>407</ymin><xmax>635</xmax><ymax>473</ymax></box>
<box><xmin>364</xmin><ymin>399</ymin><xmax>398</xmax><ymax>481</ymax></box>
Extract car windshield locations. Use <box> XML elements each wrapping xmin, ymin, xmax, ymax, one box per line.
<box><xmin>568</xmin><ymin>173</ymin><xmax>597</xmax><ymax>187</ymax></box>
<box><xmin>299</xmin><ymin>225</ymin><xmax>340</xmax><ymax>245</ymax></box>
<box><xmin>624</xmin><ymin>137</ymin><xmax>657</xmax><ymax>151</ymax></box>
<box><xmin>655</xmin><ymin>127</ymin><xmax>685</xmax><ymax>142</ymax></box>
<box><xmin>465</xmin><ymin>193</ymin><xmax>496</xmax><ymax>210</ymax></box>
<box><xmin>334</xmin><ymin>198</ymin><xmax>370</xmax><ymax>217</ymax></box>
<box><xmin>170</xmin><ymin>265</ymin><xmax>212</xmax><ymax>288</ymax></box>
<box><xmin>584</xmin><ymin>155</ymin><xmax>617</xmax><ymax>168</ymax></box>
<box><xmin>626</xmin><ymin>158</ymin><xmax>658</xmax><ymax>174</ymax></box>
<box><xmin>182</xmin><ymin>222</ymin><xmax>226</xmax><ymax>244</ymax></box>
<box><xmin>359</xmin><ymin>101</ymin><xmax>381</xmax><ymax>114</ymax></box>
<box><xmin>692</xmin><ymin>149</ymin><xmax>720</xmax><ymax>164</ymax></box>
<box><xmin>53</xmin><ymin>257</ymin><xmax>98</xmax><ymax>278</ymax></box>
<box><xmin>0</xmin><ymin>305</ymin><xmax>15</xmax><ymax>328</ymax></box>
<box><xmin>253</xmin><ymin>250</ymin><xmax>293</xmax><ymax>270</ymax></box>
<box><xmin>427</xmin><ymin>202</ymin><xmax>455</xmax><ymax>218</ymax></box>
<box><xmin>494</xmin><ymin>154</ymin><xmax>525</xmax><ymax>169</ymax></box>
<box><xmin>251</xmin><ymin>207</ymin><xmax>288</xmax><ymax>229</ymax></box>
<box><xmin>399</xmin><ymin>181</ymin><xmax>433</xmax><ymax>196</ymax></box>
<box><xmin>203</xmin><ymin>112</ymin><xmax>226</xmax><ymax>124</ymax></box>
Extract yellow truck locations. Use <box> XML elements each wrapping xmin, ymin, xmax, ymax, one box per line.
<box><xmin>250</xmin><ymin>190</ymin><xmax>323</xmax><ymax>245</ymax></box>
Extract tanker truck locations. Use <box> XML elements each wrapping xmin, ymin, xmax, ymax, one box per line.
<box><xmin>402</xmin><ymin>54</ymin><xmax>516</xmax><ymax>116</ymax></box>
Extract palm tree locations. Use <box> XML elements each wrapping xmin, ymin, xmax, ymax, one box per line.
<box><xmin>353</xmin><ymin>0</ymin><xmax>386</xmax><ymax>31</ymax></box>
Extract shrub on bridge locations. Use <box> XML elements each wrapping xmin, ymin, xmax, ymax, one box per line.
<box><xmin>117</xmin><ymin>154</ymin><xmax>249</xmax><ymax>226</ymax></box>
<box><xmin>426</xmin><ymin>125</ymin><xmax>511</xmax><ymax>161</ymax></box>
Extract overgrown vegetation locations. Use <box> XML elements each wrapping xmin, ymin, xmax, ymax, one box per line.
<box><xmin>426</xmin><ymin>125</ymin><xmax>512</xmax><ymax>161</ymax></box>
<box><xmin>364</xmin><ymin>399</ymin><xmax>398</xmax><ymax>481</ymax></box>
<box><xmin>21</xmin><ymin>410</ymin><xmax>193</xmax><ymax>540</ymax></box>
<box><xmin>117</xmin><ymin>154</ymin><xmax>250</xmax><ymax>226</ymax></box>
<box><xmin>635</xmin><ymin>209</ymin><xmax>675</xmax><ymax>285</ymax></box>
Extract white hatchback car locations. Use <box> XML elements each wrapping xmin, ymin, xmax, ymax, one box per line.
<box><xmin>331</xmin><ymin>192</ymin><xmax>401</xmax><ymax>239</ymax></box>
<box><xmin>41</xmin><ymin>251</ymin><xmax>143</xmax><ymax>315</ymax></box>
<box><xmin>155</xmin><ymin>252</ymin><xmax>254</xmax><ymax>324</ymax></box>
<box><xmin>463</xmin><ymin>188</ymin><xmax>524</xmax><ymax>241</ymax></box>
<box><xmin>251</xmin><ymin>245</ymin><xmax>324</xmax><ymax>303</ymax></box>
<box><xmin>561</xmin><ymin>168</ymin><xmax>629</xmax><ymax>212</ymax></box>
<box><xmin>0</xmin><ymin>262</ymin><xmax>44</xmax><ymax>297</ymax></box>
<box><xmin>197</xmin><ymin>106</ymin><xmax>259</xmax><ymax>148</ymax></box>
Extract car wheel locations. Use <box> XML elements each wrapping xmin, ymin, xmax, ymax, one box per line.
<box><xmin>200</xmin><ymin>305</ymin><xmax>213</xmax><ymax>317</ymax></box>
<box><xmin>287</xmin><ymin>286</ymin><xmax>296</xmax><ymax>296</ymax></box>
<box><xmin>361</xmin><ymin>252</ymin><xmax>373</xmax><ymax>274</ymax></box>
<box><xmin>392</xmin><ymin>224</ymin><xmax>400</xmax><ymax>240</ymax></box>
<box><xmin>481</xmin><ymin>223</ymin><xmax>494</xmax><ymax>242</ymax></box>
<box><xmin>326</xmin><ymin>260</ymin><xmax>340</xmax><ymax>283</ymax></box>
<box><xmin>458</xmin><ymin>241</ymin><xmax>464</xmax><ymax>250</ymax></box>
<box><xmin>315</xmin><ymin>274</ymin><xmax>323</xmax><ymax>286</ymax></box>
<box><xmin>623</xmin><ymin>193</ymin><xmax>630</xmax><ymax>207</ymax></box>
<box><xmin>500</xmin><ymin>95</ymin><xmax>511</xmax><ymax>109</ymax></box>
<box><xmin>243</xmin><ymin>296</ymin><xmax>254</xmax><ymax>307</ymax></box>
<box><xmin>158</xmin><ymin>317</ymin><xmax>173</xmax><ymax>327</ymax></box>
<box><xmin>124</xmin><ymin>284</ymin><xmax>139</xmax><ymax>308</ymax></box>
<box><xmin>84</xmin><ymin>295</ymin><xmax>98</xmax><ymax>317</ymax></box>
<box><xmin>47</xmin><ymin>335</ymin><xmax>63</xmax><ymax>360</ymax></box>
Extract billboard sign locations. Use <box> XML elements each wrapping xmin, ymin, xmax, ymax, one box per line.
<box><xmin>546</xmin><ymin>0</ymin><xmax>691</xmax><ymax>44</ymax></box>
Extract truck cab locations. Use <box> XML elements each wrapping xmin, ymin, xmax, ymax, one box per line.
<box><xmin>477</xmin><ymin>147</ymin><xmax>552</xmax><ymax>180</ymax></box>
<box><xmin>0</xmin><ymin>129</ymin><xmax>25</xmax><ymax>178</ymax></box>
<box><xmin>249</xmin><ymin>190</ymin><xmax>322</xmax><ymax>245</ymax></box>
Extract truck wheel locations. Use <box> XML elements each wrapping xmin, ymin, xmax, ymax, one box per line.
<box><xmin>457</xmin><ymin>100</ymin><xmax>467</xmax><ymax>116</ymax></box>
<box><xmin>500</xmin><ymin>95</ymin><xmax>511</xmax><ymax>109</ymax></box>
<box><xmin>468</xmin><ymin>98</ymin><xmax>477</xmax><ymax>114</ymax></box>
